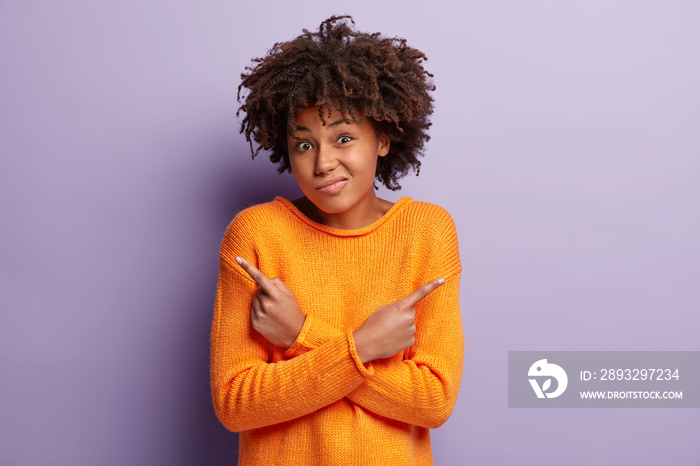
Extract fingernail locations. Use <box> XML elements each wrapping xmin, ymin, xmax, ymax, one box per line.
<box><xmin>437</xmin><ymin>277</ymin><xmax>445</xmax><ymax>285</ymax></box>
<box><xmin>235</xmin><ymin>256</ymin><xmax>243</xmax><ymax>264</ymax></box>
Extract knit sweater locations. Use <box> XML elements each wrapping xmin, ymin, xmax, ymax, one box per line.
<box><xmin>210</xmin><ymin>196</ymin><xmax>463</xmax><ymax>466</ymax></box>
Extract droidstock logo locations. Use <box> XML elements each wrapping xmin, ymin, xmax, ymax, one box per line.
<box><xmin>528</xmin><ymin>359</ymin><xmax>568</xmax><ymax>399</ymax></box>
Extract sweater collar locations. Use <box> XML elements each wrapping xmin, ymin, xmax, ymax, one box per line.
<box><xmin>274</xmin><ymin>196</ymin><xmax>413</xmax><ymax>237</ymax></box>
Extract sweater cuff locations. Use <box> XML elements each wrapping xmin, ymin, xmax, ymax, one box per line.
<box><xmin>347</xmin><ymin>329</ymin><xmax>374</xmax><ymax>377</ymax></box>
<box><xmin>284</xmin><ymin>314</ymin><xmax>346</xmax><ymax>358</ymax></box>
<box><xmin>285</xmin><ymin>313</ymin><xmax>330</xmax><ymax>357</ymax></box>
<box><xmin>284</xmin><ymin>314</ymin><xmax>314</xmax><ymax>357</ymax></box>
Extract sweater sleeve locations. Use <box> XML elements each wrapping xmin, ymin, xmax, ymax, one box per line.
<box><xmin>210</xmin><ymin>218</ymin><xmax>375</xmax><ymax>433</ymax></box>
<box><xmin>284</xmin><ymin>214</ymin><xmax>464</xmax><ymax>429</ymax></box>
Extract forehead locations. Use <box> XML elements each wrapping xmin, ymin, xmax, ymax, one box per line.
<box><xmin>291</xmin><ymin>105</ymin><xmax>367</xmax><ymax>132</ymax></box>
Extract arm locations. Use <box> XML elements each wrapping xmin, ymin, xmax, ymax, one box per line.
<box><xmin>210</xmin><ymin>252</ymin><xmax>375</xmax><ymax>433</ymax></box>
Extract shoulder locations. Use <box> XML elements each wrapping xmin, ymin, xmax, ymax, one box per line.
<box><xmin>398</xmin><ymin>199</ymin><xmax>461</xmax><ymax>277</ymax></box>
<box><xmin>225</xmin><ymin>200</ymin><xmax>287</xmax><ymax>233</ymax></box>
<box><xmin>219</xmin><ymin>199</ymin><xmax>290</xmax><ymax>260</ymax></box>
<box><xmin>399</xmin><ymin>199</ymin><xmax>458</xmax><ymax>235</ymax></box>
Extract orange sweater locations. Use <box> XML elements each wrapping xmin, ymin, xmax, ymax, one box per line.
<box><xmin>210</xmin><ymin>196</ymin><xmax>463</xmax><ymax>465</ymax></box>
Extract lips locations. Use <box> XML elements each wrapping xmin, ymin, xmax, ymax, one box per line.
<box><xmin>316</xmin><ymin>177</ymin><xmax>348</xmax><ymax>194</ymax></box>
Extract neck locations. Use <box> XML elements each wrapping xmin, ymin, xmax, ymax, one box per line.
<box><xmin>295</xmin><ymin>195</ymin><xmax>392</xmax><ymax>230</ymax></box>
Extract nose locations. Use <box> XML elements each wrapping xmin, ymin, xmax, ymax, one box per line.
<box><xmin>314</xmin><ymin>144</ymin><xmax>338</xmax><ymax>175</ymax></box>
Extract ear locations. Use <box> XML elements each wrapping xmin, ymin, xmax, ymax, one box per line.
<box><xmin>377</xmin><ymin>133</ymin><xmax>390</xmax><ymax>157</ymax></box>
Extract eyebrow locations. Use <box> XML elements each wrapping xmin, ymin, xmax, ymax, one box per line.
<box><xmin>294</xmin><ymin>118</ymin><xmax>352</xmax><ymax>133</ymax></box>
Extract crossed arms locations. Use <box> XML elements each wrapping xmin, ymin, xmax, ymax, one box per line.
<box><xmin>210</xmin><ymin>232</ymin><xmax>463</xmax><ymax>432</ymax></box>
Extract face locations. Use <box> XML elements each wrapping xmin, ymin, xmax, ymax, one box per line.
<box><xmin>287</xmin><ymin>106</ymin><xmax>390</xmax><ymax>229</ymax></box>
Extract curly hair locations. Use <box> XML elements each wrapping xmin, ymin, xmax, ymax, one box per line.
<box><xmin>236</xmin><ymin>15</ymin><xmax>435</xmax><ymax>191</ymax></box>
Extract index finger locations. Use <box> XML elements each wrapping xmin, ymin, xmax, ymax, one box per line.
<box><xmin>400</xmin><ymin>277</ymin><xmax>446</xmax><ymax>307</ymax></box>
<box><xmin>234</xmin><ymin>256</ymin><xmax>273</xmax><ymax>292</ymax></box>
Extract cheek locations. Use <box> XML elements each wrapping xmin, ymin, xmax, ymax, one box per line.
<box><xmin>289</xmin><ymin>158</ymin><xmax>312</xmax><ymax>186</ymax></box>
<box><xmin>354</xmin><ymin>154</ymin><xmax>379</xmax><ymax>179</ymax></box>
<box><xmin>288</xmin><ymin>154</ymin><xmax>302</xmax><ymax>173</ymax></box>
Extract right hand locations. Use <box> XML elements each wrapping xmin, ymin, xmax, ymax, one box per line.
<box><xmin>353</xmin><ymin>277</ymin><xmax>445</xmax><ymax>363</ymax></box>
<box><xmin>234</xmin><ymin>256</ymin><xmax>306</xmax><ymax>350</ymax></box>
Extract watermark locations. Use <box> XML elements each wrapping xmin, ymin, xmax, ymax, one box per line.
<box><xmin>508</xmin><ymin>351</ymin><xmax>700</xmax><ymax>408</ymax></box>
<box><xmin>528</xmin><ymin>359</ymin><xmax>568</xmax><ymax>398</ymax></box>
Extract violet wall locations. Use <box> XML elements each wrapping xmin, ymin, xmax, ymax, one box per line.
<box><xmin>1</xmin><ymin>1</ymin><xmax>698</xmax><ymax>465</ymax></box>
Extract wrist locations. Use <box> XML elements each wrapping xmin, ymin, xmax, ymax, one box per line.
<box><xmin>352</xmin><ymin>327</ymin><xmax>375</xmax><ymax>364</ymax></box>
<box><xmin>287</xmin><ymin>314</ymin><xmax>306</xmax><ymax>349</ymax></box>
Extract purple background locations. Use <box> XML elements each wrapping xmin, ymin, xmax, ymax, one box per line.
<box><xmin>1</xmin><ymin>1</ymin><xmax>698</xmax><ymax>465</ymax></box>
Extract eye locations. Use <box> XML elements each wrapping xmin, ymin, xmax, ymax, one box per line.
<box><xmin>337</xmin><ymin>135</ymin><xmax>352</xmax><ymax>144</ymax></box>
<box><xmin>296</xmin><ymin>141</ymin><xmax>312</xmax><ymax>152</ymax></box>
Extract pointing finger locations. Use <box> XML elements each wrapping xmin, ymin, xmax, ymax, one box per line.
<box><xmin>235</xmin><ymin>256</ymin><xmax>274</xmax><ymax>292</ymax></box>
<box><xmin>401</xmin><ymin>277</ymin><xmax>446</xmax><ymax>307</ymax></box>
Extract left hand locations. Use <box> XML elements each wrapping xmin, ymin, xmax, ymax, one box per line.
<box><xmin>235</xmin><ymin>256</ymin><xmax>306</xmax><ymax>349</ymax></box>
